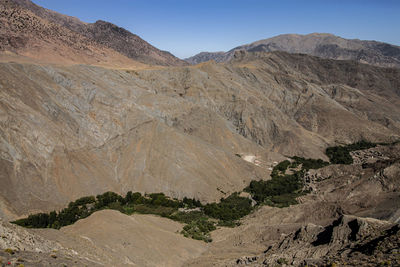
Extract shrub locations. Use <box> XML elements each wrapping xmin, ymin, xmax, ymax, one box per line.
<box><xmin>133</xmin><ymin>204</ymin><xmax>177</xmax><ymax>217</ymax></box>
<box><xmin>147</xmin><ymin>193</ymin><xmax>181</xmax><ymax>208</ymax></box>
<box><xmin>326</xmin><ymin>146</ymin><xmax>354</xmax><ymax>164</ymax></box>
<box><xmin>269</xmin><ymin>193</ymin><xmax>299</xmax><ymax>207</ymax></box>
<box><xmin>277</xmin><ymin>258</ymin><xmax>288</xmax><ymax>265</ymax></box>
<box><xmin>245</xmin><ymin>172</ymin><xmax>303</xmax><ymax>204</ymax></box>
<box><xmin>169</xmin><ymin>211</ymin><xmax>207</xmax><ymax>224</ymax></box>
<box><xmin>4</xmin><ymin>248</ymin><xmax>15</xmax><ymax>254</ymax></box>
<box><xmin>275</xmin><ymin>160</ymin><xmax>291</xmax><ymax>172</ymax></box>
<box><xmin>291</xmin><ymin>156</ymin><xmax>329</xmax><ymax>170</ymax></box>
<box><xmin>95</xmin><ymin>192</ymin><xmax>124</xmax><ymax>209</ymax></box>
<box><xmin>326</xmin><ymin>140</ymin><xmax>376</xmax><ymax>165</ymax></box>
<box><xmin>217</xmin><ymin>220</ymin><xmax>238</xmax><ymax>227</ymax></box>
<box><xmin>181</xmin><ymin>218</ymin><xmax>216</xmax><ymax>242</ymax></box>
<box><xmin>203</xmin><ymin>193</ymin><xmax>253</xmax><ymax>222</ymax></box>
<box><xmin>182</xmin><ymin>197</ymin><xmax>202</xmax><ymax>208</ymax></box>
<box><xmin>107</xmin><ymin>201</ymin><xmax>124</xmax><ymax>212</ymax></box>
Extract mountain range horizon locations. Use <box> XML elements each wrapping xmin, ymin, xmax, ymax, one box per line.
<box><xmin>28</xmin><ymin>0</ymin><xmax>400</xmax><ymax>59</ymax></box>
<box><xmin>0</xmin><ymin>0</ymin><xmax>400</xmax><ymax>266</ymax></box>
<box><xmin>3</xmin><ymin>0</ymin><xmax>400</xmax><ymax>66</ymax></box>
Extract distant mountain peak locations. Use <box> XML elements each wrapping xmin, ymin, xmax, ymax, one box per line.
<box><xmin>186</xmin><ymin>33</ymin><xmax>400</xmax><ymax>68</ymax></box>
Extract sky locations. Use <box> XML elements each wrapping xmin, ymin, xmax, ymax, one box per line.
<box><xmin>33</xmin><ymin>0</ymin><xmax>400</xmax><ymax>59</ymax></box>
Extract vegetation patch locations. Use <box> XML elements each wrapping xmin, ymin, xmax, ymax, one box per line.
<box><xmin>181</xmin><ymin>218</ymin><xmax>216</xmax><ymax>242</ymax></box>
<box><xmin>12</xmin><ymin>140</ymin><xmax>390</xmax><ymax>241</ymax></box>
<box><xmin>290</xmin><ymin>156</ymin><xmax>329</xmax><ymax>170</ymax></box>
<box><xmin>4</xmin><ymin>248</ymin><xmax>15</xmax><ymax>255</ymax></box>
<box><xmin>203</xmin><ymin>193</ymin><xmax>253</xmax><ymax>222</ymax></box>
<box><xmin>245</xmin><ymin>156</ymin><xmax>328</xmax><ymax>207</ymax></box>
<box><xmin>326</xmin><ymin>140</ymin><xmax>377</xmax><ymax>164</ymax></box>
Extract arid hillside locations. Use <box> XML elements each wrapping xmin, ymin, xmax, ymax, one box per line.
<box><xmin>0</xmin><ymin>210</ymin><xmax>206</xmax><ymax>266</ymax></box>
<box><xmin>0</xmin><ymin>0</ymin><xmax>186</xmax><ymax>66</ymax></box>
<box><xmin>186</xmin><ymin>143</ymin><xmax>400</xmax><ymax>266</ymax></box>
<box><xmin>1</xmin><ymin>143</ymin><xmax>399</xmax><ymax>266</ymax></box>
<box><xmin>0</xmin><ymin>50</ymin><xmax>399</xmax><ymax>220</ymax></box>
<box><xmin>186</xmin><ymin>33</ymin><xmax>400</xmax><ymax>68</ymax></box>
<box><xmin>0</xmin><ymin>2</ymin><xmax>399</xmax><ymax>265</ymax></box>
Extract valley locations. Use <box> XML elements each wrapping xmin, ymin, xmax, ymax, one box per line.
<box><xmin>0</xmin><ymin>0</ymin><xmax>400</xmax><ymax>266</ymax></box>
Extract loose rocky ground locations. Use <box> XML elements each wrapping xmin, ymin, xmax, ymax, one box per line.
<box><xmin>184</xmin><ymin>144</ymin><xmax>400</xmax><ymax>266</ymax></box>
<box><xmin>1</xmin><ymin>51</ymin><xmax>400</xmax><ymax>220</ymax></box>
<box><xmin>0</xmin><ymin>2</ymin><xmax>399</xmax><ymax>264</ymax></box>
<box><xmin>1</xmin><ymin>210</ymin><xmax>206</xmax><ymax>266</ymax></box>
<box><xmin>0</xmin><ymin>0</ymin><xmax>185</xmax><ymax>67</ymax></box>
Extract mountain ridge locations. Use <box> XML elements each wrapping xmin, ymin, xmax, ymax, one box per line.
<box><xmin>0</xmin><ymin>2</ymin><xmax>399</xmax><ymax>266</ymax></box>
<box><xmin>0</xmin><ymin>0</ymin><xmax>187</xmax><ymax>66</ymax></box>
<box><xmin>185</xmin><ymin>33</ymin><xmax>400</xmax><ymax>68</ymax></box>
<box><xmin>1</xmin><ymin>50</ymin><xmax>399</xmax><ymax>220</ymax></box>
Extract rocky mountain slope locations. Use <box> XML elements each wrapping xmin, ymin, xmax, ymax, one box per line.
<box><xmin>186</xmin><ymin>143</ymin><xmax>400</xmax><ymax>266</ymax></box>
<box><xmin>0</xmin><ymin>0</ymin><xmax>186</xmax><ymax>66</ymax></box>
<box><xmin>1</xmin><ymin>50</ymin><xmax>399</xmax><ymax>220</ymax></box>
<box><xmin>0</xmin><ymin>2</ymin><xmax>399</xmax><ymax>265</ymax></box>
<box><xmin>185</xmin><ymin>33</ymin><xmax>400</xmax><ymax>68</ymax></box>
<box><xmin>1</xmin><ymin>143</ymin><xmax>399</xmax><ymax>266</ymax></box>
<box><xmin>0</xmin><ymin>210</ymin><xmax>206</xmax><ymax>266</ymax></box>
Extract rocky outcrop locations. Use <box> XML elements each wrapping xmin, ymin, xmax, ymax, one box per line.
<box><xmin>235</xmin><ymin>215</ymin><xmax>399</xmax><ymax>266</ymax></box>
<box><xmin>0</xmin><ymin>219</ymin><xmax>61</xmax><ymax>253</ymax></box>
<box><xmin>0</xmin><ymin>218</ymin><xmax>98</xmax><ymax>266</ymax></box>
<box><xmin>185</xmin><ymin>143</ymin><xmax>400</xmax><ymax>266</ymax></box>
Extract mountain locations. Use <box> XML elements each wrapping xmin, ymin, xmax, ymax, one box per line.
<box><xmin>185</xmin><ymin>33</ymin><xmax>400</xmax><ymax>68</ymax></box>
<box><xmin>1</xmin><ymin>50</ymin><xmax>399</xmax><ymax>219</ymax></box>
<box><xmin>2</xmin><ymin>142</ymin><xmax>399</xmax><ymax>266</ymax></box>
<box><xmin>0</xmin><ymin>0</ymin><xmax>187</xmax><ymax>66</ymax></box>
<box><xmin>0</xmin><ymin>1</ymin><xmax>400</xmax><ymax>266</ymax></box>
<box><xmin>188</xmin><ymin>143</ymin><xmax>400</xmax><ymax>266</ymax></box>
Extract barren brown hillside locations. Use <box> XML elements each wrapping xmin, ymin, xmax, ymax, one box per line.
<box><xmin>186</xmin><ymin>33</ymin><xmax>400</xmax><ymax>68</ymax></box>
<box><xmin>0</xmin><ymin>1</ymin><xmax>399</xmax><ymax>265</ymax></box>
<box><xmin>0</xmin><ymin>51</ymin><xmax>399</xmax><ymax>220</ymax></box>
<box><xmin>1</xmin><ymin>0</ymin><xmax>187</xmax><ymax>66</ymax></box>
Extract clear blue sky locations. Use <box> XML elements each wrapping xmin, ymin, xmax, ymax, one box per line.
<box><xmin>33</xmin><ymin>0</ymin><xmax>400</xmax><ymax>59</ymax></box>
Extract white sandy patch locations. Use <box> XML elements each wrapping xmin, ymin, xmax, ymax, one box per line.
<box><xmin>242</xmin><ymin>155</ymin><xmax>261</xmax><ymax>166</ymax></box>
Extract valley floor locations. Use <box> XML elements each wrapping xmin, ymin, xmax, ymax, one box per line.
<box><xmin>1</xmin><ymin>144</ymin><xmax>399</xmax><ymax>266</ymax></box>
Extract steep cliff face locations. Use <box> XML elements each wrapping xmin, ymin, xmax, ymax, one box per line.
<box><xmin>186</xmin><ymin>33</ymin><xmax>400</xmax><ymax>68</ymax></box>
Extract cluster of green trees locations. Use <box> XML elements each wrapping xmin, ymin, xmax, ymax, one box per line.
<box><xmin>323</xmin><ymin>139</ymin><xmax>398</xmax><ymax>165</ymax></box>
<box><xmin>245</xmin><ymin>156</ymin><xmax>328</xmax><ymax>207</ymax></box>
<box><xmin>13</xmin><ymin>195</ymin><xmax>97</xmax><ymax>229</ymax></box>
<box><xmin>323</xmin><ymin>139</ymin><xmax>399</xmax><ymax>165</ymax></box>
<box><xmin>181</xmin><ymin>217</ymin><xmax>216</xmax><ymax>242</ymax></box>
<box><xmin>12</xmin><ymin>191</ymin><xmax>199</xmax><ymax>229</ymax></box>
<box><xmin>326</xmin><ymin>140</ymin><xmax>377</xmax><ymax>164</ymax></box>
<box><xmin>203</xmin><ymin>193</ymin><xmax>253</xmax><ymax>222</ymax></box>
<box><xmin>11</xmin><ymin>155</ymin><xmax>331</xmax><ymax>240</ymax></box>
<box><xmin>245</xmin><ymin>170</ymin><xmax>304</xmax><ymax>207</ymax></box>
<box><xmin>13</xmin><ymin>140</ymin><xmax>389</xmax><ymax>242</ymax></box>
<box><xmin>290</xmin><ymin>156</ymin><xmax>329</xmax><ymax>170</ymax></box>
